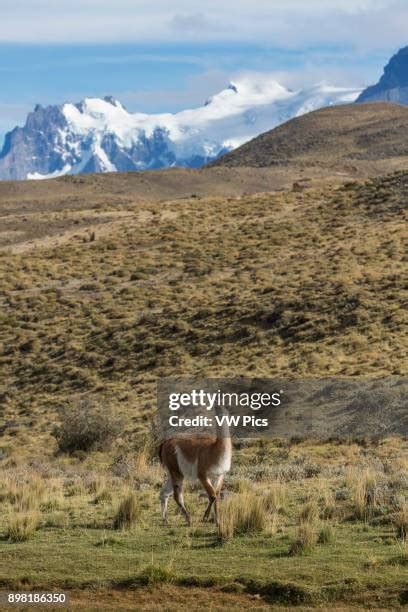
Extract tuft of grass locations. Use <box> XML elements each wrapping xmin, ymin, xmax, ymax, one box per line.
<box><xmin>392</xmin><ymin>503</ymin><xmax>407</xmax><ymax>541</ymax></box>
<box><xmin>290</xmin><ymin>501</ymin><xmax>320</xmax><ymax>555</ymax></box>
<box><xmin>113</xmin><ymin>492</ymin><xmax>141</xmax><ymax>530</ymax></box>
<box><xmin>218</xmin><ymin>493</ymin><xmax>267</xmax><ymax>541</ymax></box>
<box><xmin>230</xmin><ymin>479</ymin><xmax>253</xmax><ymax>494</ymax></box>
<box><xmin>347</xmin><ymin>468</ymin><xmax>381</xmax><ymax>521</ymax></box>
<box><xmin>6</xmin><ymin>473</ymin><xmax>46</xmax><ymax>512</ymax></box>
<box><xmin>263</xmin><ymin>481</ymin><xmax>288</xmax><ymax>514</ymax></box>
<box><xmin>290</xmin><ymin>520</ymin><xmax>319</xmax><ymax>556</ymax></box>
<box><xmin>94</xmin><ymin>488</ymin><xmax>113</xmax><ymax>505</ymax></box>
<box><xmin>316</xmin><ymin>479</ymin><xmax>336</xmax><ymax>519</ymax></box>
<box><xmin>6</xmin><ymin>512</ymin><xmax>41</xmax><ymax>542</ymax></box>
<box><xmin>318</xmin><ymin>523</ymin><xmax>335</xmax><ymax>544</ymax></box>
<box><xmin>137</xmin><ymin>565</ymin><xmax>174</xmax><ymax>586</ymax></box>
<box><xmin>299</xmin><ymin>500</ymin><xmax>320</xmax><ymax>523</ymax></box>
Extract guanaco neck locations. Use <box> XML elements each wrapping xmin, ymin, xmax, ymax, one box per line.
<box><xmin>214</xmin><ymin>408</ymin><xmax>232</xmax><ymax>446</ymax></box>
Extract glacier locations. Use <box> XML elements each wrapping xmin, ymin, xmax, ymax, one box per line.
<box><xmin>0</xmin><ymin>77</ymin><xmax>361</xmax><ymax>180</ymax></box>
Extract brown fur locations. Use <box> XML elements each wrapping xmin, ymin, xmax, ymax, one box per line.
<box><xmin>159</xmin><ymin>434</ymin><xmax>232</xmax><ymax>525</ymax></box>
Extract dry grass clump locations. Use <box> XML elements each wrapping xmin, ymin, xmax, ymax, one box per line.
<box><xmin>299</xmin><ymin>500</ymin><xmax>320</xmax><ymax>523</ymax></box>
<box><xmin>113</xmin><ymin>492</ymin><xmax>141</xmax><ymax>530</ymax></box>
<box><xmin>41</xmin><ymin>485</ymin><xmax>65</xmax><ymax>512</ymax></box>
<box><xmin>217</xmin><ymin>493</ymin><xmax>267</xmax><ymax>541</ymax></box>
<box><xmin>290</xmin><ymin>500</ymin><xmax>320</xmax><ymax>555</ymax></box>
<box><xmin>133</xmin><ymin>448</ymin><xmax>163</xmax><ymax>486</ymax></box>
<box><xmin>64</xmin><ymin>478</ymin><xmax>86</xmax><ymax>497</ymax></box>
<box><xmin>290</xmin><ymin>521</ymin><xmax>319</xmax><ymax>556</ymax></box>
<box><xmin>318</xmin><ymin>523</ymin><xmax>335</xmax><ymax>544</ymax></box>
<box><xmin>263</xmin><ymin>481</ymin><xmax>288</xmax><ymax>514</ymax></box>
<box><xmin>94</xmin><ymin>488</ymin><xmax>113</xmax><ymax>505</ymax></box>
<box><xmin>5</xmin><ymin>472</ymin><xmax>47</xmax><ymax>511</ymax></box>
<box><xmin>229</xmin><ymin>478</ymin><xmax>253</xmax><ymax>494</ymax></box>
<box><xmin>315</xmin><ymin>479</ymin><xmax>337</xmax><ymax>519</ymax></box>
<box><xmin>6</xmin><ymin>511</ymin><xmax>41</xmax><ymax>542</ymax></box>
<box><xmin>346</xmin><ymin>467</ymin><xmax>382</xmax><ymax>521</ymax></box>
<box><xmin>85</xmin><ymin>473</ymin><xmax>107</xmax><ymax>496</ymax></box>
<box><xmin>392</xmin><ymin>503</ymin><xmax>407</xmax><ymax>541</ymax></box>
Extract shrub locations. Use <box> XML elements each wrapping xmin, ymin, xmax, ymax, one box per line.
<box><xmin>54</xmin><ymin>399</ymin><xmax>123</xmax><ymax>453</ymax></box>
<box><xmin>113</xmin><ymin>492</ymin><xmax>141</xmax><ymax>530</ymax></box>
<box><xmin>6</xmin><ymin>512</ymin><xmax>40</xmax><ymax>542</ymax></box>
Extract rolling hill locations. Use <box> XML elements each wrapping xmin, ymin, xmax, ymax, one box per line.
<box><xmin>211</xmin><ymin>102</ymin><xmax>408</xmax><ymax>169</ymax></box>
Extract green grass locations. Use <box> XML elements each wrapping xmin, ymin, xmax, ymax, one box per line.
<box><xmin>0</xmin><ymin>438</ymin><xmax>406</xmax><ymax>607</ymax></box>
<box><xmin>0</xmin><ymin>521</ymin><xmax>405</xmax><ymax>606</ymax></box>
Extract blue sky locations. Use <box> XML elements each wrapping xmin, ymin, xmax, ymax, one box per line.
<box><xmin>0</xmin><ymin>0</ymin><xmax>407</xmax><ymax>144</ymax></box>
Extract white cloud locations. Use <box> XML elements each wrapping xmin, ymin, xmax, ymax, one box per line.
<box><xmin>119</xmin><ymin>70</ymin><xmax>230</xmax><ymax>112</ymax></box>
<box><xmin>0</xmin><ymin>0</ymin><xmax>406</xmax><ymax>50</ymax></box>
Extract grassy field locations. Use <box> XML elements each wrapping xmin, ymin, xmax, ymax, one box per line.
<box><xmin>0</xmin><ymin>437</ymin><xmax>407</xmax><ymax>608</ymax></box>
<box><xmin>0</xmin><ymin>168</ymin><xmax>407</xmax><ymax>608</ymax></box>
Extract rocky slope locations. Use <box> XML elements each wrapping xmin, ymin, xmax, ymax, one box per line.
<box><xmin>357</xmin><ymin>46</ymin><xmax>408</xmax><ymax>104</ymax></box>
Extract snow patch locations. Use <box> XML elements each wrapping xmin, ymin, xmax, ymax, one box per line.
<box><xmin>27</xmin><ymin>164</ymin><xmax>72</xmax><ymax>180</ymax></box>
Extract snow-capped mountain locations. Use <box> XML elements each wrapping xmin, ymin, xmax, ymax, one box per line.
<box><xmin>0</xmin><ymin>77</ymin><xmax>361</xmax><ymax>180</ymax></box>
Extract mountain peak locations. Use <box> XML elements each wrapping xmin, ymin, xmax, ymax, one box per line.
<box><xmin>0</xmin><ymin>78</ymin><xmax>361</xmax><ymax>181</ymax></box>
<box><xmin>103</xmin><ymin>95</ymin><xmax>119</xmax><ymax>106</ymax></box>
<box><xmin>357</xmin><ymin>45</ymin><xmax>408</xmax><ymax>103</ymax></box>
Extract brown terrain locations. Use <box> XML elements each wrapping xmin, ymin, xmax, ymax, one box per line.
<box><xmin>1</xmin><ymin>102</ymin><xmax>408</xmax><ymax>255</ymax></box>
<box><xmin>0</xmin><ymin>101</ymin><xmax>406</xmax><ymax>610</ymax></box>
<box><xmin>211</xmin><ymin>102</ymin><xmax>408</xmax><ymax>169</ymax></box>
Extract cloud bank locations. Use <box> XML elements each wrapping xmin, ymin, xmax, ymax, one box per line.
<box><xmin>0</xmin><ymin>0</ymin><xmax>406</xmax><ymax>50</ymax></box>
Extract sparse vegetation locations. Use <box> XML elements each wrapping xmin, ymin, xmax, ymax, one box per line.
<box><xmin>0</xmin><ymin>166</ymin><xmax>406</xmax><ymax>607</ymax></box>
<box><xmin>54</xmin><ymin>399</ymin><xmax>123</xmax><ymax>454</ymax></box>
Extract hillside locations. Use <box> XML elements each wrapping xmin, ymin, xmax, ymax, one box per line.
<box><xmin>212</xmin><ymin>102</ymin><xmax>408</xmax><ymax>169</ymax></box>
<box><xmin>0</xmin><ymin>164</ymin><xmax>407</xmax><ymax>608</ymax></box>
<box><xmin>0</xmin><ymin>168</ymin><xmax>406</xmax><ymax>455</ymax></box>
